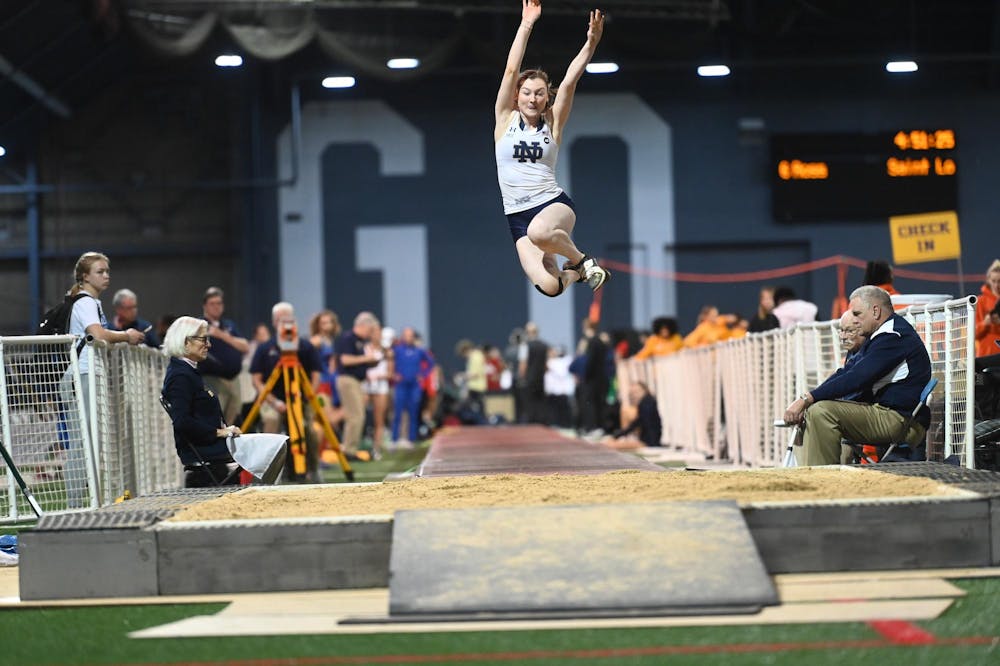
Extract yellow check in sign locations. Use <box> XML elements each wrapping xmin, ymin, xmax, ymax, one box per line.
<box><xmin>889</xmin><ymin>210</ymin><xmax>961</xmax><ymax>265</ymax></box>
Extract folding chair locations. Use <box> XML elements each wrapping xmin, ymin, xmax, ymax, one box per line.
<box><xmin>772</xmin><ymin>420</ymin><xmax>800</xmax><ymax>467</ymax></box>
<box><xmin>846</xmin><ymin>377</ymin><xmax>938</xmax><ymax>464</ymax></box>
<box><xmin>160</xmin><ymin>393</ymin><xmax>242</xmax><ymax>487</ymax></box>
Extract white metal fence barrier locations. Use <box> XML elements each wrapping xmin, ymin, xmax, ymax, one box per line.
<box><xmin>617</xmin><ymin>296</ymin><xmax>977</xmax><ymax>469</ymax></box>
<box><xmin>88</xmin><ymin>340</ymin><xmax>182</xmax><ymax>502</ymax></box>
<box><xmin>0</xmin><ymin>336</ymin><xmax>178</xmax><ymax>523</ymax></box>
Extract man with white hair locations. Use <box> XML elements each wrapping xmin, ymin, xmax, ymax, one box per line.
<box><xmin>110</xmin><ymin>288</ymin><xmax>160</xmax><ymax>348</ymax></box>
<box><xmin>838</xmin><ymin>309</ymin><xmax>865</xmax><ymax>357</ymax></box>
<box><xmin>783</xmin><ymin>286</ymin><xmax>931</xmax><ymax>465</ymax></box>
<box><xmin>249</xmin><ymin>301</ymin><xmax>324</xmax><ymax>481</ymax></box>
<box><xmin>334</xmin><ymin>311</ymin><xmax>382</xmax><ymax>460</ymax></box>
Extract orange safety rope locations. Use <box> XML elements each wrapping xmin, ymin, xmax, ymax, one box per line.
<box><xmin>588</xmin><ymin>284</ymin><xmax>603</xmax><ymax>325</ymax></box>
<box><xmin>600</xmin><ymin>255</ymin><xmax>979</xmax><ymax>284</ymax></box>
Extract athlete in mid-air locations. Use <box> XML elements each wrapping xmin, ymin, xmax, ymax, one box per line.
<box><xmin>495</xmin><ymin>0</ymin><xmax>611</xmax><ymax>297</ymax></box>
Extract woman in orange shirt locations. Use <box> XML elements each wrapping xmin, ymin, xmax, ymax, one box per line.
<box><xmin>683</xmin><ymin>306</ymin><xmax>734</xmax><ymax>349</ymax></box>
<box><xmin>975</xmin><ymin>259</ymin><xmax>1000</xmax><ymax>358</ymax></box>
<box><xmin>633</xmin><ymin>317</ymin><xmax>683</xmax><ymax>360</ymax></box>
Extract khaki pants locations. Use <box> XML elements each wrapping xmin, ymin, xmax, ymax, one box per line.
<box><xmin>798</xmin><ymin>400</ymin><xmax>926</xmax><ymax>466</ymax></box>
<box><xmin>203</xmin><ymin>374</ymin><xmax>243</xmax><ymax>426</ymax></box>
<box><xmin>336</xmin><ymin>375</ymin><xmax>365</xmax><ymax>455</ymax></box>
<box><xmin>258</xmin><ymin>401</ymin><xmax>280</xmax><ymax>434</ymax></box>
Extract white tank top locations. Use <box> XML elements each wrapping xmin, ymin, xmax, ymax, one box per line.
<box><xmin>495</xmin><ymin>113</ymin><xmax>562</xmax><ymax>214</ymax></box>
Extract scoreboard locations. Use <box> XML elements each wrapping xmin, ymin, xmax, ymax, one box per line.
<box><xmin>770</xmin><ymin>130</ymin><xmax>957</xmax><ymax>223</ymax></box>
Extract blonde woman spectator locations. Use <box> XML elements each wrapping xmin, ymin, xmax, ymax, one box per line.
<box><xmin>456</xmin><ymin>339</ymin><xmax>487</xmax><ymax>417</ymax></box>
<box><xmin>62</xmin><ymin>252</ymin><xmax>144</xmax><ymax>507</ymax></box>
<box><xmin>364</xmin><ymin>325</ymin><xmax>394</xmax><ymax>458</ymax></box>
<box><xmin>309</xmin><ymin>309</ymin><xmax>345</xmax><ymax>455</ymax></box>
<box><xmin>747</xmin><ymin>286</ymin><xmax>780</xmax><ymax>333</ymax></box>
<box><xmin>975</xmin><ymin>259</ymin><xmax>1000</xmax><ymax>358</ymax></box>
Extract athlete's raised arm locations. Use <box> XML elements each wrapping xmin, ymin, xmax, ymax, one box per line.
<box><xmin>550</xmin><ymin>9</ymin><xmax>604</xmax><ymax>143</ymax></box>
<box><xmin>495</xmin><ymin>0</ymin><xmax>542</xmax><ymax>140</ymax></box>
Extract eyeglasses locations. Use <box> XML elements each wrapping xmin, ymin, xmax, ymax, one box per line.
<box><xmin>187</xmin><ymin>335</ymin><xmax>210</xmax><ymax>345</ymax></box>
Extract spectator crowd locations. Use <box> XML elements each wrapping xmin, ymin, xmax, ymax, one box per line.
<box><xmin>46</xmin><ymin>250</ymin><xmax>1000</xmax><ymax>483</ymax></box>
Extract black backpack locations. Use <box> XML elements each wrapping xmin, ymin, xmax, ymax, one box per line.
<box><xmin>38</xmin><ymin>293</ymin><xmax>89</xmax><ymax>336</ymax></box>
<box><xmin>36</xmin><ymin>293</ymin><xmax>91</xmax><ymax>389</ymax></box>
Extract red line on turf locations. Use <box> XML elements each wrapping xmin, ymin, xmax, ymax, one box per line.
<box><xmin>868</xmin><ymin>620</ymin><xmax>938</xmax><ymax>645</ymax></box>
<box><xmin>112</xmin><ymin>635</ymin><xmax>1000</xmax><ymax>666</ymax></box>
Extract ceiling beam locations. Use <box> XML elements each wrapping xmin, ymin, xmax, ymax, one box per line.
<box><xmin>989</xmin><ymin>0</ymin><xmax>1000</xmax><ymax>88</ymax></box>
<box><xmin>0</xmin><ymin>51</ymin><xmax>72</xmax><ymax>119</ymax></box>
<box><xmin>123</xmin><ymin>0</ymin><xmax>731</xmax><ymax>22</ymax></box>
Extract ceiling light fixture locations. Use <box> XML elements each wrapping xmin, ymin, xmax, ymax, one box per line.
<box><xmin>586</xmin><ymin>62</ymin><xmax>619</xmax><ymax>74</ymax></box>
<box><xmin>0</xmin><ymin>146</ymin><xmax>5</xmax><ymax>157</ymax></box>
<box><xmin>387</xmin><ymin>58</ymin><xmax>419</xmax><ymax>69</ymax></box>
<box><xmin>697</xmin><ymin>64</ymin><xmax>731</xmax><ymax>77</ymax></box>
<box><xmin>885</xmin><ymin>60</ymin><xmax>918</xmax><ymax>73</ymax></box>
<box><xmin>214</xmin><ymin>54</ymin><xmax>243</xmax><ymax>68</ymax></box>
<box><xmin>323</xmin><ymin>76</ymin><xmax>356</xmax><ymax>89</ymax></box>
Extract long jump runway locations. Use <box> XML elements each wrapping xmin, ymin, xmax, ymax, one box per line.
<box><xmin>416</xmin><ymin>425</ymin><xmax>664</xmax><ymax>476</ymax></box>
<box><xmin>17</xmin><ymin>426</ymin><xmax>1000</xmax><ymax>614</ymax></box>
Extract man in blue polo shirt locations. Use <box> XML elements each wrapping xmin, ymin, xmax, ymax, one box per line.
<box><xmin>200</xmin><ymin>287</ymin><xmax>249</xmax><ymax>425</ymax></box>
<box><xmin>249</xmin><ymin>301</ymin><xmax>324</xmax><ymax>481</ymax></box>
<box><xmin>783</xmin><ymin>285</ymin><xmax>932</xmax><ymax>466</ymax></box>
<box><xmin>110</xmin><ymin>288</ymin><xmax>161</xmax><ymax>348</ymax></box>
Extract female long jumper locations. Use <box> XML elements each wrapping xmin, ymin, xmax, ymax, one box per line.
<box><xmin>494</xmin><ymin>0</ymin><xmax>610</xmax><ymax>297</ymax></box>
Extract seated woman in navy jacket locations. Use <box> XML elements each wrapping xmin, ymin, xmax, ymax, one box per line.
<box><xmin>611</xmin><ymin>381</ymin><xmax>663</xmax><ymax>448</ymax></box>
<box><xmin>162</xmin><ymin>316</ymin><xmax>242</xmax><ymax>487</ymax></box>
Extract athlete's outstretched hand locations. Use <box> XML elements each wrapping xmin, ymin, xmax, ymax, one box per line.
<box><xmin>522</xmin><ymin>0</ymin><xmax>541</xmax><ymax>26</ymax></box>
<box><xmin>587</xmin><ymin>9</ymin><xmax>605</xmax><ymax>45</ymax></box>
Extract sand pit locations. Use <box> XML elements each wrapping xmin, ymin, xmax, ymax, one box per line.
<box><xmin>169</xmin><ymin>467</ymin><xmax>967</xmax><ymax>522</ymax></box>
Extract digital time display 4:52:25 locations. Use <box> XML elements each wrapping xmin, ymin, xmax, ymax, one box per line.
<box><xmin>770</xmin><ymin>130</ymin><xmax>957</xmax><ymax>223</ymax></box>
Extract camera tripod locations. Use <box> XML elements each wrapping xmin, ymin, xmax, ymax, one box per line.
<box><xmin>241</xmin><ymin>351</ymin><xmax>354</xmax><ymax>482</ymax></box>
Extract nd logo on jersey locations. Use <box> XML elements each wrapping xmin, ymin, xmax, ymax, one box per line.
<box><xmin>513</xmin><ymin>140</ymin><xmax>543</xmax><ymax>163</ymax></box>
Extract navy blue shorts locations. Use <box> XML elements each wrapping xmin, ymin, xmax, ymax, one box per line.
<box><xmin>506</xmin><ymin>192</ymin><xmax>576</xmax><ymax>243</ymax></box>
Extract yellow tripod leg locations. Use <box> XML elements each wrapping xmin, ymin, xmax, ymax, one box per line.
<box><xmin>284</xmin><ymin>363</ymin><xmax>308</xmax><ymax>476</ymax></box>
<box><xmin>298</xmin><ymin>366</ymin><xmax>355</xmax><ymax>482</ymax></box>
<box><xmin>240</xmin><ymin>362</ymin><xmax>284</xmax><ymax>432</ymax></box>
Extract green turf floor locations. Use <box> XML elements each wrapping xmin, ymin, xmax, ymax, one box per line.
<box><xmin>2</xmin><ymin>578</ymin><xmax>998</xmax><ymax>666</ymax></box>
<box><xmin>321</xmin><ymin>441</ymin><xmax>430</xmax><ymax>483</ymax></box>
<box><xmin>4</xmin><ymin>444</ymin><xmax>999</xmax><ymax>665</ymax></box>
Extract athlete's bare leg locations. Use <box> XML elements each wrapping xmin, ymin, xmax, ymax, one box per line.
<box><xmin>525</xmin><ymin>202</ymin><xmax>584</xmax><ymax>266</ymax></box>
<box><xmin>515</xmin><ymin>236</ymin><xmax>580</xmax><ymax>296</ymax></box>
<box><xmin>522</xmin><ymin>201</ymin><xmax>611</xmax><ymax>292</ymax></box>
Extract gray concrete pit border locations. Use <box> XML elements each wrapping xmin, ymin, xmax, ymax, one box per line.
<box><xmin>17</xmin><ymin>462</ymin><xmax>1000</xmax><ymax>601</ymax></box>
